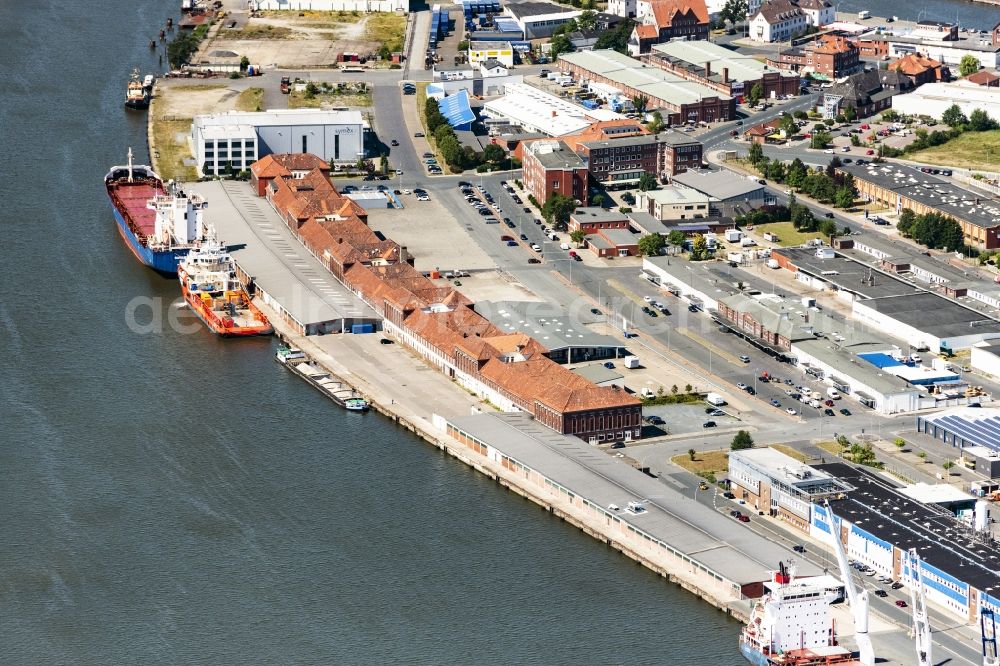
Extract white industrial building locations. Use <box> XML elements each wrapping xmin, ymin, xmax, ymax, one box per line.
<box><xmin>728</xmin><ymin>448</ymin><xmax>853</xmax><ymax>531</ymax></box>
<box><xmin>889</xmin><ymin>82</ymin><xmax>1000</xmax><ymax>122</ymax></box>
<box><xmin>972</xmin><ymin>342</ymin><xmax>1000</xmax><ymax>378</ymax></box>
<box><xmin>482</xmin><ymin>82</ymin><xmax>624</xmax><ymax>136</ymax></box>
<box><xmin>504</xmin><ymin>1</ymin><xmax>582</xmax><ymax>39</ymax></box>
<box><xmin>191</xmin><ymin>109</ymin><xmax>365</xmax><ymax>177</ymax></box>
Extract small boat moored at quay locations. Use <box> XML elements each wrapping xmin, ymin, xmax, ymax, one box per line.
<box><xmin>125</xmin><ymin>68</ymin><xmax>151</xmax><ymax>110</ymax></box>
<box><xmin>275</xmin><ymin>346</ymin><xmax>369</xmax><ymax>411</ymax></box>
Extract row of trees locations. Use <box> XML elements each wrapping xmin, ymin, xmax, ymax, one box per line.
<box><xmin>747</xmin><ymin>150</ymin><xmax>856</xmax><ymax>210</ymax></box>
<box><xmin>897</xmin><ymin>209</ymin><xmax>966</xmax><ymax>253</ymax></box>
<box><xmin>881</xmin><ymin>105</ymin><xmax>998</xmax><ymax>158</ymax></box>
<box><xmin>167</xmin><ymin>23</ymin><xmax>210</xmax><ymax>68</ymax></box>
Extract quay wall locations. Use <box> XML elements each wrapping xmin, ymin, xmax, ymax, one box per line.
<box><xmin>263</xmin><ymin>308</ymin><xmax>750</xmax><ymax>624</ymax></box>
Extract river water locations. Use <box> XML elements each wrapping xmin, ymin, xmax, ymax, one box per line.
<box><xmin>0</xmin><ymin>2</ymin><xmax>748</xmax><ymax>664</ymax></box>
<box><xmin>837</xmin><ymin>0</ymin><xmax>1000</xmax><ymax>29</ymax></box>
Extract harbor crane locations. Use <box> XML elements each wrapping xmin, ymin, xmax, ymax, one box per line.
<box><xmin>906</xmin><ymin>548</ymin><xmax>932</xmax><ymax>666</ymax></box>
<box><xmin>983</xmin><ymin>606</ymin><xmax>999</xmax><ymax>666</ymax></box>
<box><xmin>823</xmin><ymin>500</ymin><xmax>875</xmax><ymax>666</ymax></box>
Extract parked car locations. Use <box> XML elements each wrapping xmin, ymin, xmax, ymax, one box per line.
<box><xmin>390</xmin><ymin>139</ymin><xmax>399</xmax><ymax>146</ymax></box>
<box><xmin>840</xmin><ymin>408</ymin><xmax>852</xmax><ymax>416</ymax></box>
<box><xmin>874</xmin><ymin>590</ymin><xmax>888</xmax><ymax>598</ymax></box>
<box><xmin>824</xmin><ymin>408</ymin><xmax>835</xmax><ymax>416</ymax></box>
<box><xmin>610</xmin><ymin>442</ymin><xmax>625</xmax><ymax>449</ymax></box>
<box><xmin>895</xmin><ymin>600</ymin><xmax>908</xmax><ymax>608</ymax></box>
<box><xmin>891</xmin><ymin>582</ymin><xmax>904</xmax><ymax>590</ymax></box>
<box><xmin>866</xmin><ymin>149</ymin><xmax>875</xmax><ymax>155</ymax></box>
<box><xmin>745</xmin><ymin>387</ymin><xmax>756</xmax><ymax>395</ymax></box>
<box><xmin>786</xmin><ymin>408</ymin><xmax>797</xmax><ymax>415</ymax></box>
<box><xmin>736</xmin><ymin>382</ymin><xmax>748</xmax><ymax>390</ymax></box>
<box><xmin>739</xmin><ymin>355</ymin><xmax>751</xmax><ymax>363</ymax></box>
<box><xmin>646</xmin><ymin>415</ymin><xmax>665</xmax><ymax>425</ymax></box>
<box><xmin>703</xmin><ymin>421</ymin><xmax>717</xmax><ymax>428</ymax></box>
<box><xmin>527</xmin><ymin>258</ymin><xmax>541</xmax><ymax>264</ymax></box>
<box><xmin>603</xmin><ymin>361</ymin><xmax>615</xmax><ymax>369</ymax></box>
<box><xmin>792</xmin><ymin>545</ymin><xmax>805</xmax><ymax>553</ymax></box>
<box><xmin>414</xmin><ymin>131</ymin><xmax>424</xmax><ymax>137</ymax></box>
<box><xmin>379</xmin><ymin>338</ymin><xmax>394</xmax><ymax>345</ymax></box>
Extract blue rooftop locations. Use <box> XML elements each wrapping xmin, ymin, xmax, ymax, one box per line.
<box><xmin>438</xmin><ymin>90</ymin><xmax>476</xmax><ymax>130</ymax></box>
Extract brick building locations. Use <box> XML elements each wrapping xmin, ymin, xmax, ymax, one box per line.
<box><xmin>568</xmin><ymin>207</ymin><xmax>630</xmax><ymax>233</ymax></box>
<box><xmin>586</xmin><ymin>228</ymin><xmax>641</xmax><ymax>257</ymax></box>
<box><xmin>627</xmin><ymin>0</ymin><xmax>709</xmax><ymax>56</ymax></box>
<box><xmin>562</xmin><ymin>121</ymin><xmax>703</xmax><ymax>185</ymax></box>
<box><xmin>253</xmin><ymin>154</ymin><xmax>641</xmax><ymax>443</ymax></box>
<box><xmin>646</xmin><ymin>39</ymin><xmax>800</xmax><ymax>100</ymax></box>
<box><xmin>772</xmin><ymin>35</ymin><xmax>861</xmax><ymax>79</ymax></box>
<box><xmin>837</xmin><ymin>162</ymin><xmax>1000</xmax><ymax>250</ymax></box>
<box><xmin>887</xmin><ymin>53</ymin><xmax>951</xmax><ymax>86</ymax></box>
<box><xmin>249</xmin><ymin>153</ymin><xmax>331</xmax><ymax>197</ymax></box>
<box><xmin>520</xmin><ymin>140</ymin><xmax>589</xmax><ymax>206</ymax></box>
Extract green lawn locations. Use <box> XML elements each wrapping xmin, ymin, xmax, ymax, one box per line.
<box><xmin>907</xmin><ymin>129</ymin><xmax>1000</xmax><ymax>170</ymax></box>
<box><xmin>235</xmin><ymin>87</ymin><xmax>264</xmax><ymax>112</ymax></box>
<box><xmin>753</xmin><ymin>221</ymin><xmax>823</xmax><ymax>247</ymax></box>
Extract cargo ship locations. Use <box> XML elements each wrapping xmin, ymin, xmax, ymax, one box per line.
<box><xmin>178</xmin><ymin>235</ymin><xmax>273</xmax><ymax>337</ymax></box>
<box><xmin>125</xmin><ymin>68</ymin><xmax>151</xmax><ymax>110</ymax></box>
<box><xmin>740</xmin><ymin>563</ymin><xmax>863</xmax><ymax>666</ymax></box>
<box><xmin>104</xmin><ymin>148</ymin><xmax>205</xmax><ymax>275</ymax></box>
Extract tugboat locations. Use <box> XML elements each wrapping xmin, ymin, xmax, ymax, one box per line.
<box><xmin>125</xmin><ymin>68</ymin><xmax>151</xmax><ymax>110</ymax></box>
<box><xmin>178</xmin><ymin>234</ymin><xmax>273</xmax><ymax>337</ymax></box>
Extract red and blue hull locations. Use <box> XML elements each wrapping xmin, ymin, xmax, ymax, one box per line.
<box><xmin>109</xmin><ymin>198</ymin><xmax>188</xmax><ymax>275</ymax></box>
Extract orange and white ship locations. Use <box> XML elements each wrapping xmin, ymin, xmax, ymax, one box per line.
<box><xmin>178</xmin><ymin>234</ymin><xmax>272</xmax><ymax>337</ymax></box>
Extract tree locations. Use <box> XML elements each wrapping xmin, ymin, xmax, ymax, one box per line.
<box><xmin>685</xmin><ymin>384</ymin><xmax>693</xmax><ymax>393</ymax></box>
<box><xmin>917</xmin><ymin>451</ymin><xmax>927</xmax><ymax>461</ymax></box>
<box><xmin>439</xmin><ymin>135</ymin><xmax>463</xmax><ymax>167</ymax></box>
<box><xmin>893</xmin><ymin>437</ymin><xmax>906</xmax><ymax>450</ymax></box>
<box><xmin>483</xmin><ymin>143</ymin><xmax>506</xmax><ymax>165</ymax></box>
<box><xmin>766</xmin><ymin>160</ymin><xmax>786</xmax><ymax>183</ymax></box>
<box><xmin>379</xmin><ymin>154</ymin><xmax>388</xmax><ymax>175</ymax></box>
<box><xmin>631</xmin><ymin>94</ymin><xmax>649</xmax><ymax>115</ymax></box>
<box><xmin>594</xmin><ymin>18</ymin><xmax>634</xmax><ymax>53</ymax></box>
<box><xmin>637</xmin><ymin>233</ymin><xmax>666</xmax><ymax>256</ymax></box>
<box><xmin>779</xmin><ymin>113</ymin><xmax>797</xmax><ymax>137</ymax></box>
<box><xmin>810</xmin><ymin>131</ymin><xmax>832</xmax><ymax>149</ymax></box>
<box><xmin>541</xmin><ymin>193</ymin><xmax>577</xmax><ymax>231</ymax></box>
<box><xmin>239</xmin><ymin>55</ymin><xmax>250</xmax><ymax>72</ymax></box>
<box><xmin>457</xmin><ymin>40</ymin><xmax>469</xmax><ymax>51</ymax></box>
<box><xmin>638</xmin><ymin>171</ymin><xmax>658</xmax><ymax>191</ymax></box>
<box><xmin>646</xmin><ymin>111</ymin><xmax>664</xmax><ymax>133</ymax></box>
<box><xmin>747</xmin><ymin>83</ymin><xmax>763</xmax><ymax>107</ymax></box>
<box><xmin>425</xmin><ymin>98</ymin><xmax>446</xmax><ymax>133</ymax></box>
<box><xmin>969</xmin><ymin>108</ymin><xmax>999</xmax><ymax>132</ymax></box>
<box><xmin>667</xmin><ymin>230</ymin><xmax>686</xmax><ymax>253</ymax></box>
<box><xmin>718</xmin><ymin>0</ymin><xmax>748</xmax><ymax>25</ymax></box>
<box><xmin>786</xmin><ymin>158</ymin><xmax>807</xmax><ymax>189</ymax></box>
<box><xmin>690</xmin><ymin>234</ymin><xmax>710</xmax><ymax>260</ymax></box>
<box><xmin>747</xmin><ymin>141</ymin><xmax>764</xmax><ymax>166</ymax></box>
<box><xmin>793</xmin><ymin>110</ymin><xmax>808</xmax><ymax>120</ymax></box>
<box><xmin>897</xmin><ymin>208</ymin><xmax>916</xmax><ymax>237</ymax></box>
<box><xmin>731</xmin><ymin>430</ymin><xmax>754</xmax><ymax>451</ymax></box>
<box><xmin>942</xmin><ymin>460</ymin><xmax>956</xmax><ymax>474</ymax></box>
<box><xmin>570</xmin><ymin>229</ymin><xmax>587</xmax><ymax>245</ymax></box>
<box><xmin>688</xmin><ymin>448</ymin><xmax>696</xmax><ymax>461</ymax></box>
<box><xmin>834</xmin><ymin>186</ymin><xmax>854</xmax><ymax>209</ymax></box>
<box><xmin>577</xmin><ymin>9</ymin><xmax>597</xmax><ymax>29</ymax></box>
<box><xmin>592</xmin><ymin>193</ymin><xmax>606</xmax><ymax>207</ymax></box>
<box><xmin>550</xmin><ymin>33</ymin><xmax>574</xmax><ymax>57</ymax></box>
<box><xmin>819</xmin><ymin>219</ymin><xmax>838</xmax><ymax>237</ymax></box>
<box><xmin>823</xmin><ymin>118</ymin><xmax>835</xmax><ymax>127</ymax></box>
<box><xmin>959</xmin><ymin>54</ymin><xmax>980</xmax><ymax>77</ymax></box>
<box><xmin>880</xmin><ymin>109</ymin><xmax>900</xmax><ymax>122</ymax></box>
<box><xmin>843</xmin><ymin>104</ymin><xmax>856</xmax><ymax>122</ymax></box>
<box><xmin>671</xmin><ymin>384</ymin><xmax>679</xmax><ymax>394</ymax></box>
<box><xmin>941</xmin><ymin>103</ymin><xmax>967</xmax><ymax>128</ymax></box>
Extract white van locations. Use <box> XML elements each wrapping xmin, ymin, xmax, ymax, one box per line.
<box><xmin>560</xmin><ymin>242</ymin><xmax>570</xmax><ymax>250</ymax></box>
<box><xmin>827</xmin><ymin>387</ymin><xmax>841</xmax><ymax>399</ymax></box>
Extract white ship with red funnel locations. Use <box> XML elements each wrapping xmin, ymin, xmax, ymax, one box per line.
<box><xmin>740</xmin><ymin>563</ymin><xmax>863</xmax><ymax>666</ymax></box>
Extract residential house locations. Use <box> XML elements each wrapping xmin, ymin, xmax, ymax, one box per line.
<box><xmin>887</xmin><ymin>53</ymin><xmax>951</xmax><ymax>85</ymax></box>
<box><xmin>627</xmin><ymin>0</ymin><xmax>709</xmax><ymax>56</ymax></box>
<box><xmin>966</xmin><ymin>70</ymin><xmax>1000</xmax><ymax>87</ymax></box>
<box><xmin>773</xmin><ymin>35</ymin><xmax>861</xmax><ymax>79</ymax></box>
<box><xmin>749</xmin><ymin>0</ymin><xmax>807</xmax><ymax>43</ymax></box>
<box><xmin>249</xmin><ymin>152</ymin><xmax>331</xmax><ymax>197</ymax></box>
<box><xmin>479</xmin><ymin>58</ymin><xmax>510</xmax><ymax>77</ymax></box>
<box><xmin>794</xmin><ymin>0</ymin><xmax>834</xmax><ymax>28</ymax></box>
<box><xmin>821</xmin><ymin>69</ymin><xmax>914</xmax><ymax>119</ymax></box>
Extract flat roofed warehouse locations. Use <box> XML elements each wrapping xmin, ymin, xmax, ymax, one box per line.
<box><xmin>647</xmin><ymin>39</ymin><xmax>799</xmax><ymax>94</ymax></box>
<box><xmin>837</xmin><ymin>161</ymin><xmax>1000</xmax><ymax>250</ymax></box>
<box><xmin>445</xmin><ymin>412</ymin><xmax>823</xmax><ymax>595</ymax></box>
<box><xmin>814</xmin><ymin>462</ymin><xmax>1000</xmax><ymax>619</ymax></box>
<box><xmin>475</xmin><ymin>300</ymin><xmax>626</xmax><ymax>363</ymax></box>
<box><xmin>917</xmin><ymin>407</ymin><xmax>1000</xmax><ymax>453</ymax></box>
<box><xmin>558</xmin><ymin>49</ymin><xmax>736</xmax><ymax>124</ymax></box>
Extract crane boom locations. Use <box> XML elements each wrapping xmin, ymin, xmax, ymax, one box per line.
<box><xmin>907</xmin><ymin>548</ymin><xmax>932</xmax><ymax>666</ymax></box>
<box><xmin>823</xmin><ymin>501</ymin><xmax>874</xmax><ymax>666</ymax></box>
